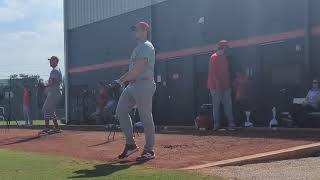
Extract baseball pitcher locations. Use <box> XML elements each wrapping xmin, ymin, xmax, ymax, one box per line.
<box><xmin>39</xmin><ymin>56</ymin><xmax>62</xmax><ymax>135</ymax></box>
<box><xmin>116</xmin><ymin>22</ymin><xmax>156</xmax><ymax>161</ymax></box>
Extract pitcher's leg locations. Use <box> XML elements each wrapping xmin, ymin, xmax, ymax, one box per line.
<box><xmin>136</xmin><ymin>94</ymin><xmax>155</xmax><ymax>152</ymax></box>
<box><xmin>133</xmin><ymin>81</ymin><xmax>156</xmax><ymax>162</ymax></box>
<box><xmin>211</xmin><ymin>90</ymin><xmax>222</xmax><ymax>128</ymax></box>
<box><xmin>116</xmin><ymin>89</ymin><xmax>136</xmax><ymax>145</ymax></box>
<box><xmin>42</xmin><ymin>93</ymin><xmax>54</xmax><ymax>130</ymax></box>
<box><xmin>222</xmin><ymin>89</ymin><xmax>235</xmax><ymax>127</ymax></box>
<box><xmin>52</xmin><ymin>113</ymin><xmax>59</xmax><ymax>129</ymax></box>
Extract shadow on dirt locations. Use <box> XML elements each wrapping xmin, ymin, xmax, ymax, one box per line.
<box><xmin>87</xmin><ymin>140</ymin><xmax>115</xmax><ymax>147</ymax></box>
<box><xmin>0</xmin><ymin>136</ymin><xmax>41</xmax><ymax>146</ymax></box>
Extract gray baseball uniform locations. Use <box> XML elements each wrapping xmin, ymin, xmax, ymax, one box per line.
<box><xmin>116</xmin><ymin>40</ymin><xmax>156</xmax><ymax>152</ymax></box>
<box><xmin>42</xmin><ymin>68</ymin><xmax>62</xmax><ymax>117</ymax></box>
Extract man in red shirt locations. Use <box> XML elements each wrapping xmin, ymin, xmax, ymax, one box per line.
<box><xmin>207</xmin><ymin>40</ymin><xmax>235</xmax><ymax>131</ymax></box>
<box><xmin>23</xmin><ymin>85</ymin><xmax>32</xmax><ymax>126</ymax></box>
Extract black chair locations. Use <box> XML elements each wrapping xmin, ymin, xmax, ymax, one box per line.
<box><xmin>106</xmin><ymin>105</ymin><xmax>140</xmax><ymax>141</ymax></box>
<box><xmin>104</xmin><ymin>82</ymin><xmax>140</xmax><ymax>141</ymax></box>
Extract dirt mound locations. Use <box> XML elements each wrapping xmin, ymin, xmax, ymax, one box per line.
<box><xmin>1</xmin><ymin>129</ymin><xmax>320</xmax><ymax>169</ymax></box>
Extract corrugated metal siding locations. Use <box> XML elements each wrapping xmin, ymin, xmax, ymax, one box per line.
<box><xmin>65</xmin><ymin>0</ymin><xmax>169</xmax><ymax>29</ymax></box>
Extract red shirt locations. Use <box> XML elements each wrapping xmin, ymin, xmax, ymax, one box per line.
<box><xmin>207</xmin><ymin>53</ymin><xmax>231</xmax><ymax>90</ymax></box>
<box><xmin>233</xmin><ymin>75</ymin><xmax>251</xmax><ymax>100</ymax></box>
<box><xmin>23</xmin><ymin>88</ymin><xmax>31</xmax><ymax>107</ymax></box>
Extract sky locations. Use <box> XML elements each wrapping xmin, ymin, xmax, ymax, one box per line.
<box><xmin>0</xmin><ymin>0</ymin><xmax>64</xmax><ymax>80</ymax></box>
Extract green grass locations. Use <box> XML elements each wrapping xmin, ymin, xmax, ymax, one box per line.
<box><xmin>0</xmin><ymin>149</ymin><xmax>221</xmax><ymax>180</ymax></box>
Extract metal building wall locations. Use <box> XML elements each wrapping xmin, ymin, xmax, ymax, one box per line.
<box><xmin>65</xmin><ymin>0</ymin><xmax>320</xmax><ymax>125</ymax></box>
<box><xmin>152</xmin><ymin>0</ymin><xmax>305</xmax><ymax>52</ymax></box>
<box><xmin>64</xmin><ymin>0</ymin><xmax>168</xmax><ymax>123</ymax></box>
<box><xmin>65</xmin><ymin>0</ymin><xmax>168</xmax><ymax>29</ymax></box>
<box><xmin>65</xmin><ymin>3</ymin><xmax>154</xmax><ymax>123</ymax></box>
<box><xmin>145</xmin><ymin>0</ymin><xmax>307</xmax><ymax>126</ymax></box>
<box><xmin>310</xmin><ymin>0</ymin><xmax>320</xmax><ymax>77</ymax></box>
<box><xmin>67</xmin><ymin>6</ymin><xmax>152</xmax><ymax>69</ymax></box>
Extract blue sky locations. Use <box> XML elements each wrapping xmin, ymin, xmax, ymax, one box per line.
<box><xmin>0</xmin><ymin>0</ymin><xmax>64</xmax><ymax>80</ymax></box>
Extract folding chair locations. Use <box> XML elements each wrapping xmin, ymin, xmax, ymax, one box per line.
<box><xmin>0</xmin><ymin>107</ymin><xmax>5</xmax><ymax>123</ymax></box>
<box><xmin>132</xmin><ymin>106</ymin><xmax>141</xmax><ymax>137</ymax></box>
<box><xmin>104</xmin><ymin>82</ymin><xmax>140</xmax><ymax>141</ymax></box>
<box><xmin>106</xmin><ymin>105</ymin><xmax>140</xmax><ymax>141</ymax></box>
<box><xmin>103</xmin><ymin>99</ymin><xmax>117</xmax><ymax>141</ymax></box>
<box><xmin>0</xmin><ymin>107</ymin><xmax>8</xmax><ymax>131</ymax></box>
<box><xmin>106</xmin><ymin>115</ymin><xmax>119</xmax><ymax>141</ymax></box>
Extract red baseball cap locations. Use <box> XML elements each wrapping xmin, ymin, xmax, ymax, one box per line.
<box><xmin>217</xmin><ymin>40</ymin><xmax>229</xmax><ymax>49</ymax></box>
<box><xmin>48</xmin><ymin>56</ymin><xmax>59</xmax><ymax>63</ymax></box>
<box><xmin>131</xmin><ymin>22</ymin><xmax>150</xmax><ymax>32</ymax></box>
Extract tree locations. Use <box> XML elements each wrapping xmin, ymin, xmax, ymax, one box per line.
<box><xmin>18</xmin><ymin>74</ymin><xmax>40</xmax><ymax>81</ymax></box>
<box><xmin>9</xmin><ymin>74</ymin><xmax>18</xmax><ymax>79</ymax></box>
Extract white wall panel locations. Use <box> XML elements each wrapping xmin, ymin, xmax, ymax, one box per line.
<box><xmin>65</xmin><ymin>0</ymin><xmax>169</xmax><ymax>29</ymax></box>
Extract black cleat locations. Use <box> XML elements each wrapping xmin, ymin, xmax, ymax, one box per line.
<box><xmin>38</xmin><ymin>129</ymin><xmax>51</xmax><ymax>135</ymax></box>
<box><xmin>118</xmin><ymin>144</ymin><xmax>139</xmax><ymax>159</ymax></box>
<box><xmin>51</xmin><ymin>128</ymin><xmax>62</xmax><ymax>134</ymax></box>
<box><xmin>136</xmin><ymin>150</ymin><xmax>155</xmax><ymax>162</ymax></box>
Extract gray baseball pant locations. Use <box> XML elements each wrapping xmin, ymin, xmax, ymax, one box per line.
<box><xmin>23</xmin><ymin>106</ymin><xmax>32</xmax><ymax>125</ymax></box>
<box><xmin>116</xmin><ymin>80</ymin><xmax>156</xmax><ymax>152</ymax></box>
<box><xmin>210</xmin><ymin>89</ymin><xmax>235</xmax><ymax>128</ymax></box>
<box><xmin>42</xmin><ymin>91</ymin><xmax>61</xmax><ymax>120</ymax></box>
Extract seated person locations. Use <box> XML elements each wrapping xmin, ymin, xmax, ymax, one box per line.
<box><xmin>102</xmin><ymin>81</ymin><xmax>123</xmax><ymax>123</ymax></box>
<box><xmin>290</xmin><ymin>79</ymin><xmax>320</xmax><ymax>127</ymax></box>
<box><xmin>102</xmin><ymin>99</ymin><xmax>117</xmax><ymax>123</ymax></box>
<box><xmin>89</xmin><ymin>81</ymin><xmax>110</xmax><ymax>124</ymax></box>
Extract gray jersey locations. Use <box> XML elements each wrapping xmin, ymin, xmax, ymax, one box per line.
<box><xmin>117</xmin><ymin>40</ymin><xmax>156</xmax><ymax>152</ymax></box>
<box><xmin>48</xmin><ymin>67</ymin><xmax>62</xmax><ymax>92</ymax></box>
<box><xmin>42</xmin><ymin>67</ymin><xmax>62</xmax><ymax>114</ymax></box>
<box><xmin>130</xmin><ymin>40</ymin><xmax>155</xmax><ymax>79</ymax></box>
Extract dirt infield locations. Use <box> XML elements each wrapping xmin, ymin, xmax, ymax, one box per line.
<box><xmin>0</xmin><ymin>129</ymin><xmax>320</xmax><ymax>169</ymax></box>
